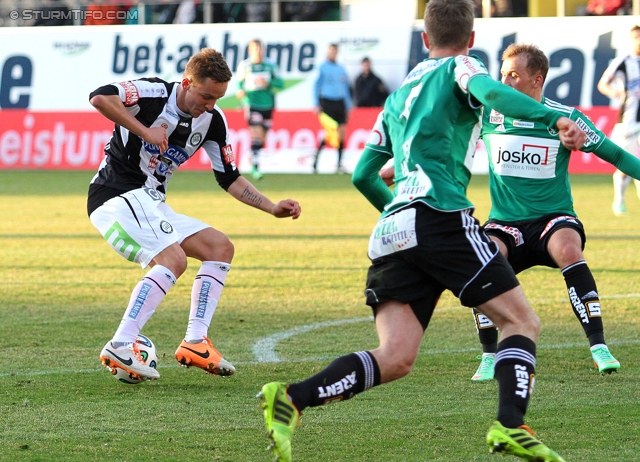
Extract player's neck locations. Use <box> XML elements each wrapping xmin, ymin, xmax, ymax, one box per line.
<box><xmin>429</xmin><ymin>46</ymin><xmax>469</xmax><ymax>59</ymax></box>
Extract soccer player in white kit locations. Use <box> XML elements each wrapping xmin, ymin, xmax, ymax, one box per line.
<box><xmin>87</xmin><ymin>49</ymin><xmax>301</xmax><ymax>382</ymax></box>
<box><xmin>598</xmin><ymin>25</ymin><xmax>640</xmax><ymax>215</ymax></box>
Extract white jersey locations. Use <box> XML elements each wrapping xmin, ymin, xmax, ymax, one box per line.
<box><xmin>600</xmin><ymin>54</ymin><xmax>640</xmax><ymax>127</ymax></box>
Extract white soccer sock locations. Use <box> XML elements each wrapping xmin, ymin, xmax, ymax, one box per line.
<box><xmin>613</xmin><ymin>170</ymin><xmax>631</xmax><ymax>205</ymax></box>
<box><xmin>185</xmin><ymin>261</ymin><xmax>230</xmax><ymax>342</ymax></box>
<box><xmin>112</xmin><ymin>265</ymin><xmax>177</xmax><ymax>344</ymax></box>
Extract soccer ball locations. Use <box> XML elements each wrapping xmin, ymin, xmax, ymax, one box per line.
<box><xmin>111</xmin><ymin>334</ymin><xmax>158</xmax><ymax>385</ymax></box>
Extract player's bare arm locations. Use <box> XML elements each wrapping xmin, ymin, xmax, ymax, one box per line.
<box><xmin>227</xmin><ymin>176</ymin><xmax>301</xmax><ymax>219</ymax></box>
<box><xmin>596</xmin><ymin>79</ymin><xmax>624</xmax><ymax>100</ymax></box>
<box><xmin>556</xmin><ymin>116</ymin><xmax>586</xmax><ymax>151</ymax></box>
<box><xmin>90</xmin><ymin>94</ymin><xmax>168</xmax><ymax>152</ymax></box>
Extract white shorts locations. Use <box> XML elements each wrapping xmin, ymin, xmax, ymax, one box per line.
<box><xmin>89</xmin><ymin>187</ymin><xmax>209</xmax><ymax>268</ymax></box>
<box><xmin>611</xmin><ymin>122</ymin><xmax>640</xmax><ymax>155</ymax></box>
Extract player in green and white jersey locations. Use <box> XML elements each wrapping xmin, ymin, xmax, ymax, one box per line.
<box><xmin>258</xmin><ymin>2</ymin><xmax>584</xmax><ymax>461</ymax></box>
<box><xmin>235</xmin><ymin>39</ymin><xmax>283</xmax><ymax>179</ymax></box>
<box><xmin>469</xmin><ymin>44</ymin><xmax>640</xmax><ymax>382</ymax></box>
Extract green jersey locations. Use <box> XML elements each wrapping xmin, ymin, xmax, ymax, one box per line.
<box><xmin>482</xmin><ymin>98</ymin><xmax>606</xmax><ymax>221</ymax></box>
<box><xmin>356</xmin><ymin>55</ymin><xmax>563</xmax><ymax>217</ymax></box>
<box><xmin>236</xmin><ymin>58</ymin><xmax>283</xmax><ymax>110</ymax></box>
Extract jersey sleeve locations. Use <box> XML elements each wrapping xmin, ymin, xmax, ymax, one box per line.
<box><xmin>571</xmin><ymin>108</ymin><xmax>606</xmax><ymax>152</ymax></box>
<box><xmin>593</xmin><ymin>137</ymin><xmax>640</xmax><ymax>179</ymax></box>
<box><xmin>201</xmin><ymin>108</ymin><xmax>241</xmax><ymax>190</ymax></box>
<box><xmin>453</xmin><ymin>55</ymin><xmax>489</xmax><ymax>109</ymax></box>
<box><xmin>89</xmin><ymin>78</ymin><xmax>170</xmax><ymax>109</ymax></box>
<box><xmin>236</xmin><ymin>61</ymin><xmax>246</xmax><ymax>90</ymax></box>
<box><xmin>352</xmin><ymin>111</ymin><xmax>394</xmax><ymax>212</ymax></box>
<box><xmin>468</xmin><ymin>75</ymin><xmax>562</xmax><ymax>128</ymax></box>
<box><xmin>599</xmin><ymin>55</ymin><xmax>626</xmax><ymax>85</ymax></box>
<box><xmin>269</xmin><ymin>61</ymin><xmax>284</xmax><ymax>90</ymax></box>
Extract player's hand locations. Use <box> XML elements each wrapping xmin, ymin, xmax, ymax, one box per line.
<box><xmin>272</xmin><ymin>199</ymin><xmax>301</xmax><ymax>219</ymax></box>
<box><xmin>556</xmin><ymin>117</ymin><xmax>586</xmax><ymax>151</ymax></box>
<box><xmin>379</xmin><ymin>166</ymin><xmax>395</xmax><ymax>186</ymax></box>
<box><xmin>143</xmin><ymin>126</ymin><xmax>168</xmax><ymax>153</ymax></box>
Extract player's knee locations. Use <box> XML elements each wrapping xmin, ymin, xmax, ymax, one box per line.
<box><xmin>374</xmin><ymin>349</ymin><xmax>416</xmax><ymax>382</ymax></box>
<box><xmin>517</xmin><ymin>310</ymin><xmax>540</xmax><ymax>337</ymax></box>
<box><xmin>213</xmin><ymin>235</ymin><xmax>235</xmax><ymax>262</ymax></box>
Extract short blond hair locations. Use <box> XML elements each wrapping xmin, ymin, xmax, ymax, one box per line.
<box><xmin>502</xmin><ymin>43</ymin><xmax>549</xmax><ymax>82</ymax></box>
<box><xmin>184</xmin><ymin>48</ymin><xmax>232</xmax><ymax>85</ymax></box>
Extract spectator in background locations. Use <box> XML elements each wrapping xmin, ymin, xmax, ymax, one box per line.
<box><xmin>313</xmin><ymin>43</ymin><xmax>352</xmax><ymax>174</ymax></box>
<box><xmin>153</xmin><ymin>1</ymin><xmax>179</xmax><ymax>24</ymax></box>
<box><xmin>282</xmin><ymin>1</ymin><xmax>323</xmax><ymax>21</ymax></box>
<box><xmin>353</xmin><ymin>57</ymin><xmax>389</xmax><ymax>108</ymax></box>
<box><xmin>173</xmin><ymin>0</ymin><xmax>204</xmax><ymax>24</ymax></box>
<box><xmin>585</xmin><ymin>0</ymin><xmax>630</xmax><ymax>15</ymax></box>
<box><xmin>245</xmin><ymin>2</ymin><xmax>271</xmax><ymax>22</ymax></box>
<box><xmin>33</xmin><ymin>0</ymin><xmax>73</xmax><ymax>26</ymax></box>
<box><xmin>84</xmin><ymin>0</ymin><xmax>126</xmax><ymax>25</ymax></box>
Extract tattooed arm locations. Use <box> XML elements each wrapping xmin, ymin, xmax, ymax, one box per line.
<box><xmin>226</xmin><ymin>176</ymin><xmax>301</xmax><ymax>219</ymax></box>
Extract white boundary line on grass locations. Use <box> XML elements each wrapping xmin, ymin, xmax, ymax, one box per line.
<box><xmin>2</xmin><ymin>295</ymin><xmax>639</xmax><ymax>378</ymax></box>
<box><xmin>251</xmin><ymin>291</ymin><xmax>640</xmax><ymax>363</ymax></box>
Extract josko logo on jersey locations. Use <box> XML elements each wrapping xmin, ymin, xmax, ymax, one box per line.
<box><xmin>222</xmin><ymin>145</ymin><xmax>235</xmax><ymax>164</ymax></box>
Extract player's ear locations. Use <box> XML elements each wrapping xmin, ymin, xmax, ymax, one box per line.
<box><xmin>468</xmin><ymin>31</ymin><xmax>475</xmax><ymax>48</ymax></box>
<box><xmin>181</xmin><ymin>78</ymin><xmax>191</xmax><ymax>89</ymax></box>
<box><xmin>422</xmin><ymin>31</ymin><xmax>429</xmax><ymax>50</ymax></box>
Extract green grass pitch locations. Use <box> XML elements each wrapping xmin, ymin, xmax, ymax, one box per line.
<box><xmin>0</xmin><ymin>171</ymin><xmax>638</xmax><ymax>461</ymax></box>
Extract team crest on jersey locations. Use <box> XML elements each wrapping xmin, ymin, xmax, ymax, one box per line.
<box><xmin>189</xmin><ymin>132</ymin><xmax>202</xmax><ymax>146</ymax></box>
<box><xmin>222</xmin><ymin>145</ymin><xmax>235</xmax><ymax>164</ymax></box>
<box><xmin>548</xmin><ymin>127</ymin><xmax>559</xmax><ymax>136</ymax></box>
<box><xmin>118</xmin><ymin>81</ymin><xmax>140</xmax><ymax>106</ymax></box>
<box><xmin>489</xmin><ymin>110</ymin><xmax>504</xmax><ymax>125</ymax></box>
<box><xmin>144</xmin><ymin>188</ymin><xmax>164</xmax><ymax>201</ymax></box>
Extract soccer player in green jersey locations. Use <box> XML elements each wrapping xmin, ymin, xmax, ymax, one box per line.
<box><xmin>235</xmin><ymin>39</ymin><xmax>283</xmax><ymax>180</ymax></box>
<box><xmin>469</xmin><ymin>43</ymin><xmax>639</xmax><ymax>381</ymax></box>
<box><xmin>257</xmin><ymin>1</ymin><xmax>585</xmax><ymax>461</ymax></box>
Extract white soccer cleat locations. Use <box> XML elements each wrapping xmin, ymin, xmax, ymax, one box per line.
<box><xmin>100</xmin><ymin>341</ymin><xmax>160</xmax><ymax>381</ymax></box>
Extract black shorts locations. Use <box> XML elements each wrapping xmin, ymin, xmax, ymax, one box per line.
<box><xmin>247</xmin><ymin>108</ymin><xmax>273</xmax><ymax>129</ymax></box>
<box><xmin>483</xmin><ymin>214</ymin><xmax>586</xmax><ymax>274</ymax></box>
<box><xmin>364</xmin><ymin>203</ymin><xmax>519</xmax><ymax>329</ymax></box>
<box><xmin>319</xmin><ymin>98</ymin><xmax>347</xmax><ymax>124</ymax></box>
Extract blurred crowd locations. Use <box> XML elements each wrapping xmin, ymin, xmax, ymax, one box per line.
<box><xmin>0</xmin><ymin>0</ymin><xmax>341</xmax><ymax>27</ymax></box>
<box><xmin>1</xmin><ymin>0</ymin><xmax>634</xmax><ymax>27</ymax></box>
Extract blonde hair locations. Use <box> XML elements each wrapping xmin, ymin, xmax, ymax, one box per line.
<box><xmin>184</xmin><ymin>48</ymin><xmax>232</xmax><ymax>85</ymax></box>
<box><xmin>502</xmin><ymin>43</ymin><xmax>549</xmax><ymax>82</ymax></box>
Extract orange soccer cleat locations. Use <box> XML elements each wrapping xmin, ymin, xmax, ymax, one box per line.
<box><xmin>174</xmin><ymin>336</ymin><xmax>236</xmax><ymax>376</ymax></box>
